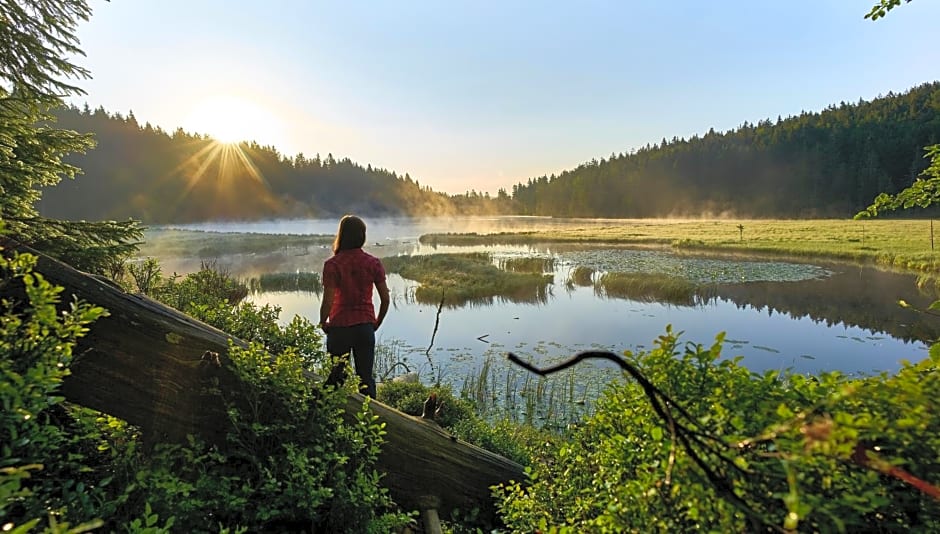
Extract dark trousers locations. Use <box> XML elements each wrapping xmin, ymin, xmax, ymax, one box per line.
<box><xmin>326</xmin><ymin>322</ymin><xmax>376</xmax><ymax>398</ymax></box>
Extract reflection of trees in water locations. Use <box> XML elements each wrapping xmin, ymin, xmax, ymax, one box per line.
<box><xmin>712</xmin><ymin>266</ymin><xmax>940</xmax><ymax>343</ymax></box>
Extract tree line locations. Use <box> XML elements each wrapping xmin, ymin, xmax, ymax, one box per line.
<box><xmin>513</xmin><ymin>82</ymin><xmax>940</xmax><ymax>218</ymax></box>
<box><xmin>41</xmin><ymin>105</ymin><xmax>514</xmax><ymax>223</ymax></box>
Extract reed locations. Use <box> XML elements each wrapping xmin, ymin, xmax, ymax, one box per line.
<box><xmin>497</xmin><ymin>256</ymin><xmax>556</xmax><ymax>273</ymax></box>
<box><xmin>382</xmin><ymin>253</ymin><xmax>554</xmax><ymax>306</ymax></box>
<box><xmin>248</xmin><ymin>271</ymin><xmax>322</xmax><ymax>293</ymax></box>
<box><xmin>460</xmin><ymin>352</ymin><xmax>616</xmax><ymax>431</ymax></box>
<box><xmin>567</xmin><ymin>265</ymin><xmax>595</xmax><ymax>287</ymax></box>
<box><xmin>598</xmin><ymin>271</ymin><xmax>705</xmax><ymax>306</ymax></box>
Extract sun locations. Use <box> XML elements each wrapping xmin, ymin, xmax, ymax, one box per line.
<box><xmin>183</xmin><ymin>95</ymin><xmax>286</xmax><ymax>146</ymax></box>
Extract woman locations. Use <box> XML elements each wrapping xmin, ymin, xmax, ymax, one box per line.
<box><xmin>319</xmin><ymin>215</ymin><xmax>389</xmax><ymax>398</ymax></box>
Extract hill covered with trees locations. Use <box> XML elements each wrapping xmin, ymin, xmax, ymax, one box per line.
<box><xmin>512</xmin><ymin>82</ymin><xmax>940</xmax><ymax>218</ymax></box>
<box><xmin>40</xmin><ymin>105</ymin><xmax>512</xmax><ymax>223</ymax></box>
<box><xmin>38</xmin><ymin>84</ymin><xmax>940</xmax><ymax>223</ymax></box>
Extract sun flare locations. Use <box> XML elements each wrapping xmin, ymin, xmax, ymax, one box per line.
<box><xmin>183</xmin><ymin>95</ymin><xmax>285</xmax><ymax>146</ymax></box>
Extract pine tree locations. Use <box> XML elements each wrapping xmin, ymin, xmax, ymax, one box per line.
<box><xmin>0</xmin><ymin>0</ymin><xmax>141</xmax><ymax>273</ymax></box>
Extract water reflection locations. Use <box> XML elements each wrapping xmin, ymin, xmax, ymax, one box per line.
<box><xmin>712</xmin><ymin>265</ymin><xmax>940</xmax><ymax>344</ymax></box>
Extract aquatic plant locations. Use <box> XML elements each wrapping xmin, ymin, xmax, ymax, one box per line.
<box><xmin>567</xmin><ymin>265</ymin><xmax>595</xmax><ymax>286</ymax></box>
<box><xmin>382</xmin><ymin>253</ymin><xmax>553</xmax><ymax>306</ymax></box>
<box><xmin>497</xmin><ymin>256</ymin><xmax>556</xmax><ymax>273</ymax></box>
<box><xmin>598</xmin><ymin>271</ymin><xmax>706</xmax><ymax>306</ymax></box>
<box><xmin>249</xmin><ymin>271</ymin><xmax>322</xmax><ymax>293</ymax></box>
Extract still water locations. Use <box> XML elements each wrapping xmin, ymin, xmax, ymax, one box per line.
<box><xmin>165</xmin><ymin>217</ymin><xmax>936</xmax><ymax>379</ymax></box>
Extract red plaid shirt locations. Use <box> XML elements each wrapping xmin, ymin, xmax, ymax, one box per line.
<box><xmin>322</xmin><ymin>248</ymin><xmax>386</xmax><ymax>327</ymax></box>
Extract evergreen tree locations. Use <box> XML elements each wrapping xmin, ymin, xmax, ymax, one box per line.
<box><xmin>0</xmin><ymin>0</ymin><xmax>141</xmax><ymax>273</ymax></box>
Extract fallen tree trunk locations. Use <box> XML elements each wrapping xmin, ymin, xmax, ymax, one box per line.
<box><xmin>0</xmin><ymin>239</ymin><xmax>524</xmax><ymax>525</ymax></box>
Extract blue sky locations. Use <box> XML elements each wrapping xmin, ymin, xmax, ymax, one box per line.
<box><xmin>71</xmin><ymin>1</ymin><xmax>940</xmax><ymax>194</ymax></box>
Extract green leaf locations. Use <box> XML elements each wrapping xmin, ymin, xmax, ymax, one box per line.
<box><xmin>650</xmin><ymin>426</ymin><xmax>664</xmax><ymax>441</ymax></box>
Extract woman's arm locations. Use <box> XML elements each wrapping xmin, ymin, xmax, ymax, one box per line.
<box><xmin>319</xmin><ymin>281</ymin><xmax>335</xmax><ymax>330</ymax></box>
<box><xmin>374</xmin><ymin>279</ymin><xmax>390</xmax><ymax>330</ymax></box>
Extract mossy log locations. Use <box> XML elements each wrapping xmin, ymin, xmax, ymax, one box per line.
<box><xmin>0</xmin><ymin>239</ymin><xmax>524</xmax><ymax>525</ymax></box>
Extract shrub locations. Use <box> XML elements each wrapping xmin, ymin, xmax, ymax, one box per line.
<box><xmin>495</xmin><ymin>327</ymin><xmax>940</xmax><ymax>532</ymax></box>
<box><xmin>0</xmin><ymin>248</ymin><xmax>109</xmax><ymax>531</ymax></box>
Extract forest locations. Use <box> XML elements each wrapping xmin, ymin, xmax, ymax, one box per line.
<box><xmin>512</xmin><ymin>82</ymin><xmax>940</xmax><ymax>218</ymax></box>
<box><xmin>36</xmin><ymin>82</ymin><xmax>940</xmax><ymax>223</ymax></box>
<box><xmin>41</xmin><ymin>105</ymin><xmax>514</xmax><ymax>222</ymax></box>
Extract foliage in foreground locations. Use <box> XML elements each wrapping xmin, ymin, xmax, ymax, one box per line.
<box><xmin>1</xmin><ymin>253</ymin><xmax>411</xmax><ymax>532</ymax></box>
<box><xmin>126</xmin><ymin>261</ymin><xmax>411</xmax><ymax>531</ymax></box>
<box><xmin>496</xmin><ymin>328</ymin><xmax>940</xmax><ymax>532</ymax></box>
<box><xmin>0</xmin><ymin>248</ymin><xmax>109</xmax><ymax>532</ymax></box>
<box><xmin>378</xmin><ymin>381</ymin><xmax>549</xmax><ymax>467</ymax></box>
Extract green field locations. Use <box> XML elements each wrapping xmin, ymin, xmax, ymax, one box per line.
<box><xmin>420</xmin><ymin>218</ymin><xmax>940</xmax><ymax>274</ymax></box>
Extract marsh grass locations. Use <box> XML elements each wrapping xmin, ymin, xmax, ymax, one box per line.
<box><xmin>422</xmin><ymin>219</ymin><xmax>940</xmax><ymax>275</ymax></box>
<box><xmin>598</xmin><ymin>272</ymin><xmax>708</xmax><ymax>306</ymax></box>
<box><xmin>497</xmin><ymin>256</ymin><xmax>555</xmax><ymax>273</ymax></box>
<box><xmin>382</xmin><ymin>253</ymin><xmax>554</xmax><ymax>306</ymax></box>
<box><xmin>460</xmin><ymin>353</ymin><xmax>613</xmax><ymax>431</ymax></box>
<box><xmin>249</xmin><ymin>271</ymin><xmax>322</xmax><ymax>293</ymax></box>
<box><xmin>567</xmin><ymin>265</ymin><xmax>595</xmax><ymax>287</ymax></box>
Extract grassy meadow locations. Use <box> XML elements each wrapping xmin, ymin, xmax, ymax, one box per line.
<box><xmin>420</xmin><ymin>219</ymin><xmax>940</xmax><ymax>274</ymax></box>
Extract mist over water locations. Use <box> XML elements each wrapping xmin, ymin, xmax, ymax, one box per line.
<box><xmin>165</xmin><ymin>217</ymin><xmax>932</xmax><ymax>380</ymax></box>
<box><xmin>166</xmin><ymin>215</ymin><xmax>627</xmax><ymax>241</ymax></box>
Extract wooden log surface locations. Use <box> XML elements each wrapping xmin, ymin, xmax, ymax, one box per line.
<box><xmin>0</xmin><ymin>238</ymin><xmax>524</xmax><ymax>524</ymax></box>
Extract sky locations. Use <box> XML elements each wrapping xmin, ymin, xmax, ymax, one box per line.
<box><xmin>69</xmin><ymin>0</ymin><xmax>940</xmax><ymax>195</ymax></box>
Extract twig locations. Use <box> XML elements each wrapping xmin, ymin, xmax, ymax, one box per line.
<box><xmin>424</xmin><ymin>288</ymin><xmax>445</xmax><ymax>372</ymax></box>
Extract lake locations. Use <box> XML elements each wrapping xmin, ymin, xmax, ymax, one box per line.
<box><xmin>158</xmin><ymin>217</ymin><xmax>936</xmax><ymax>385</ymax></box>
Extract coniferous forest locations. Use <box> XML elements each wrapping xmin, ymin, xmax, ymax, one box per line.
<box><xmin>512</xmin><ymin>82</ymin><xmax>940</xmax><ymax>218</ymax></box>
<box><xmin>41</xmin><ymin>82</ymin><xmax>940</xmax><ymax>223</ymax></box>
<box><xmin>42</xmin><ymin>105</ymin><xmax>513</xmax><ymax>223</ymax></box>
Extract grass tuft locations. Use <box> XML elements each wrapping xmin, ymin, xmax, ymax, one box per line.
<box><xmin>382</xmin><ymin>253</ymin><xmax>553</xmax><ymax>306</ymax></box>
<box><xmin>249</xmin><ymin>271</ymin><xmax>322</xmax><ymax>293</ymax></box>
<box><xmin>598</xmin><ymin>271</ymin><xmax>705</xmax><ymax>306</ymax></box>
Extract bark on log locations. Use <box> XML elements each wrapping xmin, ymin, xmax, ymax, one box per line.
<box><xmin>0</xmin><ymin>239</ymin><xmax>524</xmax><ymax>525</ymax></box>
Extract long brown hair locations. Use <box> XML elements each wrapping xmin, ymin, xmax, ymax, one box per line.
<box><xmin>332</xmin><ymin>214</ymin><xmax>366</xmax><ymax>254</ymax></box>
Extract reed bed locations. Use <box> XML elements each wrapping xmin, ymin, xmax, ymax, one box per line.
<box><xmin>497</xmin><ymin>256</ymin><xmax>556</xmax><ymax>273</ymax></box>
<box><xmin>141</xmin><ymin>228</ymin><xmax>333</xmax><ymax>257</ymax></box>
<box><xmin>248</xmin><ymin>271</ymin><xmax>322</xmax><ymax>293</ymax></box>
<box><xmin>597</xmin><ymin>271</ymin><xmax>706</xmax><ymax>306</ymax></box>
<box><xmin>567</xmin><ymin>265</ymin><xmax>595</xmax><ymax>287</ymax></box>
<box><xmin>382</xmin><ymin>253</ymin><xmax>554</xmax><ymax>306</ymax></box>
<box><xmin>460</xmin><ymin>353</ymin><xmax>616</xmax><ymax>431</ymax></box>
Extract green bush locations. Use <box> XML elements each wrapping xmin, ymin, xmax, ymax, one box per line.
<box><xmin>1</xmin><ymin>252</ymin><xmax>411</xmax><ymax>532</ymax></box>
<box><xmin>378</xmin><ymin>381</ymin><xmax>475</xmax><ymax>428</ymax></box>
<box><xmin>126</xmin><ymin>342</ymin><xmax>410</xmax><ymax>532</ymax></box>
<box><xmin>120</xmin><ymin>261</ymin><xmax>409</xmax><ymax>531</ymax></box>
<box><xmin>495</xmin><ymin>327</ymin><xmax>940</xmax><ymax>532</ymax></box>
<box><xmin>378</xmin><ymin>381</ymin><xmax>547</xmax><ymax>466</ymax></box>
<box><xmin>0</xmin><ymin>249</ymin><xmax>110</xmax><ymax>531</ymax></box>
